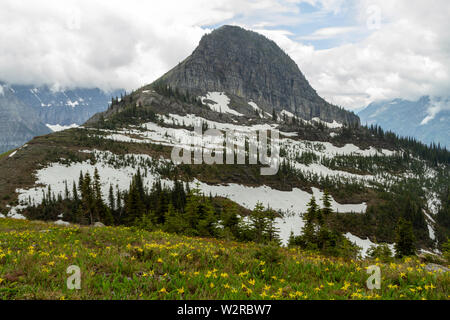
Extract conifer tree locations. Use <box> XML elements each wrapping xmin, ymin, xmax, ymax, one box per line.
<box><xmin>109</xmin><ymin>184</ymin><xmax>115</xmax><ymax>212</ymax></box>
<box><xmin>64</xmin><ymin>180</ymin><xmax>70</xmax><ymax>199</ymax></box>
<box><xmin>395</xmin><ymin>218</ymin><xmax>416</xmax><ymax>258</ymax></box>
<box><xmin>184</xmin><ymin>184</ymin><xmax>216</xmax><ymax>236</ymax></box>
<box><xmin>301</xmin><ymin>196</ymin><xmax>318</xmax><ymax>246</ymax></box>
<box><xmin>221</xmin><ymin>202</ymin><xmax>241</xmax><ymax>239</ymax></box>
<box><xmin>265</xmin><ymin>209</ymin><xmax>280</xmax><ymax>244</ymax></box>
<box><xmin>272</xmin><ymin>108</ymin><xmax>277</xmax><ymax>121</ymax></box>
<box><xmin>164</xmin><ymin>204</ymin><xmax>188</xmax><ymax>234</ymax></box>
<box><xmin>123</xmin><ymin>178</ymin><xmax>145</xmax><ymax>226</ymax></box>
<box><xmin>250</xmin><ymin>202</ymin><xmax>269</xmax><ymax>244</ymax></box>
<box><xmin>321</xmin><ymin>190</ymin><xmax>333</xmax><ymax>220</ymax></box>
<box><xmin>72</xmin><ymin>181</ymin><xmax>78</xmax><ymax>202</ymax></box>
<box><xmin>80</xmin><ymin>172</ymin><xmax>94</xmax><ymax>224</ymax></box>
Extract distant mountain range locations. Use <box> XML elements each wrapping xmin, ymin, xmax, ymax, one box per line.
<box><xmin>358</xmin><ymin>96</ymin><xmax>449</xmax><ymax>148</ymax></box>
<box><xmin>0</xmin><ymin>83</ymin><xmax>123</xmax><ymax>153</ymax></box>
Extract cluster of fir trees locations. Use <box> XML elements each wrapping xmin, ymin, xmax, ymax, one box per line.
<box><xmin>289</xmin><ymin>190</ymin><xmax>360</xmax><ymax>257</ymax></box>
<box><xmin>24</xmin><ymin>168</ymin><xmax>113</xmax><ymax>225</ymax></box>
<box><xmin>95</xmin><ymin>103</ymin><xmax>157</xmax><ymax>130</ymax></box>
<box><xmin>116</xmin><ymin>171</ymin><xmax>280</xmax><ymax>243</ymax></box>
<box><xmin>23</xmin><ymin>168</ymin><xmax>280</xmax><ymax>245</ymax></box>
<box><xmin>367</xmin><ymin>217</ymin><xmax>417</xmax><ymax>261</ymax></box>
<box><xmin>332</xmin><ymin>179</ymin><xmax>431</xmax><ymax>246</ymax></box>
<box><xmin>320</xmin><ymin>153</ymin><xmax>412</xmax><ymax>176</ymax></box>
<box><xmin>365</xmin><ymin>124</ymin><xmax>449</xmax><ymax>165</ymax></box>
<box><xmin>152</xmin><ymin>80</ymin><xmax>205</xmax><ymax>108</ymax></box>
<box><xmin>288</xmin><ymin>190</ymin><xmax>419</xmax><ymax>259</ymax></box>
<box><xmin>277</xmin><ymin>112</ymin><xmax>449</xmax><ymax>166</ymax></box>
<box><xmin>242</xmin><ymin>202</ymin><xmax>280</xmax><ymax>244</ymax></box>
<box><xmin>76</xmin><ymin>168</ymin><xmax>114</xmax><ymax>225</ymax></box>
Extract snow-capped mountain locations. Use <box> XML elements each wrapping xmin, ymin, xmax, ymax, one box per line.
<box><xmin>0</xmin><ymin>85</ymin><xmax>50</xmax><ymax>153</ymax></box>
<box><xmin>4</xmin><ymin>84</ymin><xmax>124</xmax><ymax>126</ymax></box>
<box><xmin>0</xmin><ymin>82</ymin><xmax>123</xmax><ymax>152</ymax></box>
<box><xmin>358</xmin><ymin>96</ymin><xmax>450</xmax><ymax>148</ymax></box>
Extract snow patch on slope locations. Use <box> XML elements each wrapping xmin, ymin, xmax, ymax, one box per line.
<box><xmin>46</xmin><ymin>123</ymin><xmax>79</xmax><ymax>132</ymax></box>
<box><xmin>311</xmin><ymin>117</ymin><xmax>343</xmax><ymax>129</ymax></box>
<box><xmin>344</xmin><ymin>232</ymin><xmax>395</xmax><ymax>258</ymax></box>
<box><xmin>248</xmin><ymin>101</ymin><xmax>271</xmax><ymax>118</ymax></box>
<box><xmin>11</xmin><ymin>150</ymin><xmax>172</xmax><ymax>213</ymax></box>
<box><xmin>194</xmin><ymin>179</ymin><xmax>367</xmax><ymax>245</ymax></box>
<box><xmin>200</xmin><ymin>92</ymin><xmax>243</xmax><ymax>116</ymax></box>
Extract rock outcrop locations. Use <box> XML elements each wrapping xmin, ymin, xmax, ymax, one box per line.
<box><xmin>159</xmin><ymin>25</ymin><xmax>359</xmax><ymax>125</ymax></box>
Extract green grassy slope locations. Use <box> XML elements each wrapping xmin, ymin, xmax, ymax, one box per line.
<box><xmin>0</xmin><ymin>218</ymin><xmax>448</xmax><ymax>300</ymax></box>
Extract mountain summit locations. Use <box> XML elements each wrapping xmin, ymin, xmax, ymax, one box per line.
<box><xmin>158</xmin><ymin>25</ymin><xmax>359</xmax><ymax>125</ymax></box>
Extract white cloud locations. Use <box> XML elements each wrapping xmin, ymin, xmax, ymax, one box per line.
<box><xmin>421</xmin><ymin>98</ymin><xmax>450</xmax><ymax>125</ymax></box>
<box><xmin>302</xmin><ymin>0</ymin><xmax>346</xmax><ymax>14</ymax></box>
<box><xmin>253</xmin><ymin>0</ymin><xmax>450</xmax><ymax>109</ymax></box>
<box><xmin>299</xmin><ymin>26</ymin><xmax>359</xmax><ymax>40</ymax></box>
<box><xmin>0</xmin><ymin>0</ymin><xmax>449</xmax><ymax>112</ymax></box>
<box><xmin>0</xmin><ymin>0</ymin><xmax>319</xmax><ymax>92</ymax></box>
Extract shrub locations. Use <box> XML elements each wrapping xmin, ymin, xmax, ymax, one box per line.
<box><xmin>254</xmin><ymin>242</ymin><xmax>282</xmax><ymax>264</ymax></box>
<box><xmin>443</xmin><ymin>239</ymin><xmax>450</xmax><ymax>263</ymax></box>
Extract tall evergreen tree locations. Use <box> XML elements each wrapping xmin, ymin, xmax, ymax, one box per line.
<box><xmin>72</xmin><ymin>181</ymin><xmax>79</xmax><ymax>202</ymax></box>
<box><xmin>301</xmin><ymin>196</ymin><xmax>319</xmax><ymax>246</ymax></box>
<box><xmin>321</xmin><ymin>190</ymin><xmax>333</xmax><ymax>221</ymax></box>
<box><xmin>109</xmin><ymin>184</ymin><xmax>115</xmax><ymax>213</ymax></box>
<box><xmin>395</xmin><ymin>218</ymin><xmax>416</xmax><ymax>258</ymax></box>
<box><xmin>221</xmin><ymin>202</ymin><xmax>241</xmax><ymax>239</ymax></box>
<box><xmin>250</xmin><ymin>202</ymin><xmax>268</xmax><ymax>244</ymax></box>
<box><xmin>80</xmin><ymin>172</ymin><xmax>94</xmax><ymax>224</ymax></box>
<box><xmin>184</xmin><ymin>184</ymin><xmax>216</xmax><ymax>236</ymax></box>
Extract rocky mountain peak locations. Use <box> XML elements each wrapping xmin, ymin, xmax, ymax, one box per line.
<box><xmin>158</xmin><ymin>25</ymin><xmax>359</xmax><ymax>125</ymax></box>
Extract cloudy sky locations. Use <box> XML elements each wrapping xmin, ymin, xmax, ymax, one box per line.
<box><xmin>0</xmin><ymin>0</ymin><xmax>449</xmax><ymax>110</ymax></box>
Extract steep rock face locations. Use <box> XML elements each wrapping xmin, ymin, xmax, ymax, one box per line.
<box><xmin>0</xmin><ymin>87</ymin><xmax>51</xmax><ymax>153</ymax></box>
<box><xmin>159</xmin><ymin>25</ymin><xmax>359</xmax><ymax>125</ymax></box>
